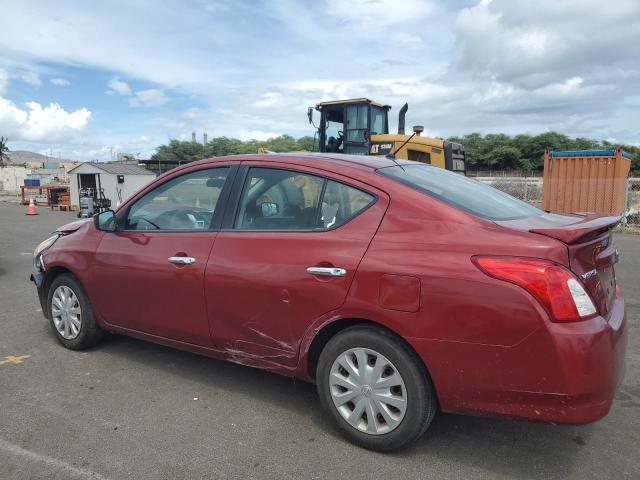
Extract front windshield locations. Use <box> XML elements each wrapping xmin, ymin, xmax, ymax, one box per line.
<box><xmin>378</xmin><ymin>164</ymin><xmax>542</xmax><ymax>221</ymax></box>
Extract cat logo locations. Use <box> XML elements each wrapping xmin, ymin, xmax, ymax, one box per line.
<box><xmin>370</xmin><ymin>143</ymin><xmax>394</xmax><ymax>155</ymax></box>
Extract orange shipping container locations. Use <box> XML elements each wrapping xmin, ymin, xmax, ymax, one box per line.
<box><xmin>541</xmin><ymin>149</ymin><xmax>631</xmax><ymax>215</ymax></box>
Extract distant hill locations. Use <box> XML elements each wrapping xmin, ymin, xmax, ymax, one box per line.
<box><xmin>6</xmin><ymin>151</ymin><xmax>73</xmax><ymax>168</ymax></box>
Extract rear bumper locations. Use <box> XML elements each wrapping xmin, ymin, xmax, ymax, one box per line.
<box><xmin>30</xmin><ymin>271</ymin><xmax>48</xmax><ymax>317</ymax></box>
<box><xmin>409</xmin><ymin>293</ymin><xmax>627</xmax><ymax>424</ymax></box>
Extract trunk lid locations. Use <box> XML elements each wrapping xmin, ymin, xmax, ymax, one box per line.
<box><xmin>495</xmin><ymin>213</ymin><xmax>621</xmax><ymax>317</ymax></box>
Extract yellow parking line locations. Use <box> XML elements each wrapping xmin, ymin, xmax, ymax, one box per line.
<box><xmin>0</xmin><ymin>355</ymin><xmax>31</xmax><ymax>365</ymax></box>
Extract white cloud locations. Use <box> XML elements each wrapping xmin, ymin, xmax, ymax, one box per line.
<box><xmin>0</xmin><ymin>69</ymin><xmax>8</xmax><ymax>95</ymax></box>
<box><xmin>0</xmin><ymin>96</ymin><xmax>91</xmax><ymax>142</ymax></box>
<box><xmin>252</xmin><ymin>92</ymin><xmax>283</xmax><ymax>109</ymax></box>
<box><xmin>129</xmin><ymin>89</ymin><xmax>168</xmax><ymax>107</ymax></box>
<box><xmin>326</xmin><ymin>0</ymin><xmax>437</xmax><ymax>28</ymax></box>
<box><xmin>21</xmin><ymin>71</ymin><xmax>42</xmax><ymax>86</ymax></box>
<box><xmin>107</xmin><ymin>77</ymin><xmax>131</xmax><ymax>95</ymax></box>
<box><xmin>453</xmin><ymin>0</ymin><xmax>640</xmax><ymax>87</ymax></box>
<box><xmin>181</xmin><ymin>107</ymin><xmax>201</xmax><ymax>119</ymax></box>
<box><xmin>50</xmin><ymin>77</ymin><xmax>70</xmax><ymax>87</ymax></box>
<box><xmin>237</xmin><ymin>130</ymin><xmax>280</xmax><ymax>141</ymax></box>
<box><xmin>2</xmin><ymin>0</ymin><xmax>639</xmax><ymax>153</ymax></box>
<box><xmin>85</xmin><ymin>145</ymin><xmax>120</xmax><ymax>158</ymax></box>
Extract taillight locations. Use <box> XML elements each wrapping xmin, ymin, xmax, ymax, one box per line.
<box><xmin>473</xmin><ymin>256</ymin><xmax>597</xmax><ymax>322</ymax></box>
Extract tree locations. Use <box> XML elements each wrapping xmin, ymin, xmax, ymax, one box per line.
<box><xmin>150</xmin><ymin>132</ymin><xmax>640</xmax><ymax>174</ymax></box>
<box><xmin>0</xmin><ymin>136</ymin><xmax>9</xmax><ymax>167</ymax></box>
<box><xmin>151</xmin><ymin>134</ymin><xmax>320</xmax><ymax>163</ymax></box>
<box><xmin>152</xmin><ymin>139</ymin><xmax>207</xmax><ymax>164</ymax></box>
<box><xmin>446</xmin><ymin>132</ymin><xmax>639</xmax><ymax>173</ymax></box>
<box><xmin>491</xmin><ymin>145</ymin><xmax>522</xmax><ymax>169</ymax></box>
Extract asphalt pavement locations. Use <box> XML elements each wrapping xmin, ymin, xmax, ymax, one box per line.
<box><xmin>0</xmin><ymin>202</ymin><xmax>638</xmax><ymax>479</ymax></box>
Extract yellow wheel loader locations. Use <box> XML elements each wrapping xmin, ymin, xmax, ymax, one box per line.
<box><xmin>308</xmin><ymin>98</ymin><xmax>465</xmax><ymax>173</ymax></box>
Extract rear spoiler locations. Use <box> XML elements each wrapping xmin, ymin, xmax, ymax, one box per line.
<box><xmin>530</xmin><ymin>215</ymin><xmax>621</xmax><ymax>244</ymax></box>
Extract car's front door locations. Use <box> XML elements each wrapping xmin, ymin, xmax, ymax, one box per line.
<box><xmin>205</xmin><ymin>163</ymin><xmax>388</xmax><ymax>366</ymax></box>
<box><xmin>91</xmin><ymin>165</ymin><xmax>236</xmax><ymax>346</ymax></box>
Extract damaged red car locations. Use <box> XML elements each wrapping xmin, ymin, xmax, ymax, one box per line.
<box><xmin>31</xmin><ymin>154</ymin><xmax>627</xmax><ymax>451</ymax></box>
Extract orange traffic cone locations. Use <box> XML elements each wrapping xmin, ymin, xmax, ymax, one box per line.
<box><xmin>26</xmin><ymin>198</ymin><xmax>39</xmax><ymax>216</ymax></box>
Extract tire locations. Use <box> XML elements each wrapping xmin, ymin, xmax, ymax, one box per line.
<box><xmin>316</xmin><ymin>325</ymin><xmax>437</xmax><ymax>452</ymax></box>
<box><xmin>47</xmin><ymin>273</ymin><xmax>105</xmax><ymax>350</ymax></box>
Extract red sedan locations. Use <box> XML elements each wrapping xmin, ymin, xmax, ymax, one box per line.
<box><xmin>30</xmin><ymin>154</ymin><xmax>626</xmax><ymax>451</ymax></box>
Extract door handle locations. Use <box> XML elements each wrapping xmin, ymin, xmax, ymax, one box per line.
<box><xmin>306</xmin><ymin>267</ymin><xmax>347</xmax><ymax>277</ymax></box>
<box><xmin>168</xmin><ymin>256</ymin><xmax>196</xmax><ymax>265</ymax></box>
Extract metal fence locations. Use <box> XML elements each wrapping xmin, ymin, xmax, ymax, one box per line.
<box><xmin>625</xmin><ymin>178</ymin><xmax>640</xmax><ymax>231</ymax></box>
<box><xmin>467</xmin><ymin>169</ymin><xmax>544</xmax><ymax>178</ymax></box>
<box><xmin>477</xmin><ymin>177</ymin><xmax>543</xmax><ymax>207</ymax></box>
<box><xmin>480</xmin><ymin>177</ymin><xmax>640</xmax><ymax>232</ymax></box>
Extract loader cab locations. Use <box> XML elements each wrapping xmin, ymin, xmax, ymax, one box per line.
<box><xmin>315</xmin><ymin>98</ymin><xmax>390</xmax><ymax>155</ymax></box>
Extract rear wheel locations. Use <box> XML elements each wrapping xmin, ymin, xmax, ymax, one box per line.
<box><xmin>47</xmin><ymin>273</ymin><xmax>104</xmax><ymax>350</ymax></box>
<box><xmin>316</xmin><ymin>325</ymin><xmax>437</xmax><ymax>451</ymax></box>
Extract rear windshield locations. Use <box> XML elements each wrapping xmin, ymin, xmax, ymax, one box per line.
<box><xmin>378</xmin><ymin>164</ymin><xmax>542</xmax><ymax>220</ymax></box>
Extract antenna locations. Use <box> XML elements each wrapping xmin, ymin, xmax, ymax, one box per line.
<box><xmin>385</xmin><ymin>132</ymin><xmax>418</xmax><ymax>171</ymax></box>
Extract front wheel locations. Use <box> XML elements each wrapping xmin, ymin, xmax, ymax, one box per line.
<box><xmin>47</xmin><ymin>273</ymin><xmax>105</xmax><ymax>350</ymax></box>
<box><xmin>316</xmin><ymin>325</ymin><xmax>437</xmax><ymax>452</ymax></box>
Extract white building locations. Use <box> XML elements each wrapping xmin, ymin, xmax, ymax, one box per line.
<box><xmin>0</xmin><ymin>165</ymin><xmax>31</xmax><ymax>192</ymax></box>
<box><xmin>68</xmin><ymin>162</ymin><xmax>155</xmax><ymax>208</ymax></box>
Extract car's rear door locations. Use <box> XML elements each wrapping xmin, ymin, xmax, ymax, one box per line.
<box><xmin>91</xmin><ymin>164</ymin><xmax>237</xmax><ymax>346</ymax></box>
<box><xmin>205</xmin><ymin>162</ymin><xmax>389</xmax><ymax>366</ymax></box>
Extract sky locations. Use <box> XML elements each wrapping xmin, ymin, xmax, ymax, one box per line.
<box><xmin>0</xmin><ymin>0</ymin><xmax>639</xmax><ymax>161</ymax></box>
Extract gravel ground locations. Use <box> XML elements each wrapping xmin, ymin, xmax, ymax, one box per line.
<box><xmin>0</xmin><ymin>202</ymin><xmax>638</xmax><ymax>479</ymax></box>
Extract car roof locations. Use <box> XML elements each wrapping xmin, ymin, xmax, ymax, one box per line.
<box><xmin>195</xmin><ymin>152</ymin><xmax>413</xmax><ymax>172</ymax></box>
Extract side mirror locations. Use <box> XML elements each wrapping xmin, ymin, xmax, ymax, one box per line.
<box><xmin>259</xmin><ymin>202</ymin><xmax>279</xmax><ymax>218</ymax></box>
<box><xmin>94</xmin><ymin>209</ymin><xmax>117</xmax><ymax>232</ymax></box>
<box><xmin>307</xmin><ymin>107</ymin><xmax>313</xmax><ymax>125</ymax></box>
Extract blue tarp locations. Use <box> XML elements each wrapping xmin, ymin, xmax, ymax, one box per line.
<box><xmin>549</xmin><ymin>149</ymin><xmax>632</xmax><ymax>158</ymax></box>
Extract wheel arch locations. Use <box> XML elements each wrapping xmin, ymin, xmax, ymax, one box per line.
<box><xmin>305</xmin><ymin>317</ymin><xmax>435</xmax><ymax>393</ymax></box>
<box><xmin>41</xmin><ymin>266</ymin><xmax>74</xmax><ymax>318</ymax></box>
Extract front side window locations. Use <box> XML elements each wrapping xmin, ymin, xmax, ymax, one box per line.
<box><xmin>125</xmin><ymin>167</ymin><xmax>229</xmax><ymax>230</ymax></box>
<box><xmin>234</xmin><ymin>168</ymin><xmax>375</xmax><ymax>231</ymax></box>
<box><xmin>378</xmin><ymin>164</ymin><xmax>541</xmax><ymax>220</ymax></box>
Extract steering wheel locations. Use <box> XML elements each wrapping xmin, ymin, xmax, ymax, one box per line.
<box><xmin>155</xmin><ymin>210</ymin><xmax>198</xmax><ymax>230</ymax></box>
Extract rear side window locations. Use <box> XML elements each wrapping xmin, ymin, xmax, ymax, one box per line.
<box><xmin>378</xmin><ymin>164</ymin><xmax>541</xmax><ymax>220</ymax></box>
<box><xmin>322</xmin><ymin>180</ymin><xmax>374</xmax><ymax>229</ymax></box>
<box><xmin>233</xmin><ymin>168</ymin><xmax>375</xmax><ymax>231</ymax></box>
<box><xmin>235</xmin><ymin>168</ymin><xmax>324</xmax><ymax>230</ymax></box>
